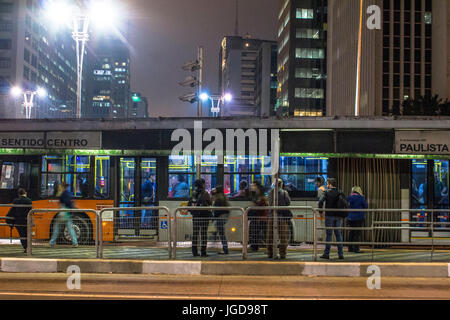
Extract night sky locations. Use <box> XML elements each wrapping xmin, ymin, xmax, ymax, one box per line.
<box><xmin>125</xmin><ymin>0</ymin><xmax>278</xmax><ymax>117</ymax></box>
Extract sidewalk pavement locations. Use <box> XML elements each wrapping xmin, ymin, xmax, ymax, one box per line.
<box><xmin>0</xmin><ymin>244</ymin><xmax>449</xmax><ymax>278</ymax></box>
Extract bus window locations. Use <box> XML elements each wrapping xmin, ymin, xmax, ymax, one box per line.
<box><xmin>434</xmin><ymin>160</ymin><xmax>449</xmax><ymax>226</ymax></box>
<box><xmin>41</xmin><ymin>155</ymin><xmax>91</xmax><ymax>198</ymax></box>
<box><xmin>168</xmin><ymin>155</ymin><xmax>217</xmax><ymax>198</ymax></box>
<box><xmin>279</xmin><ymin>156</ymin><xmax>328</xmax><ymax>197</ymax></box>
<box><xmin>224</xmin><ymin>156</ymin><xmax>272</xmax><ymax>198</ymax></box>
<box><xmin>95</xmin><ymin>156</ymin><xmax>110</xmax><ymax>199</ymax></box>
<box><xmin>0</xmin><ymin>162</ymin><xmax>31</xmax><ymax>190</ymax></box>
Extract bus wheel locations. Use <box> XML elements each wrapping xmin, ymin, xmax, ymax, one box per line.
<box><xmin>56</xmin><ymin>214</ymin><xmax>93</xmax><ymax>245</ymax></box>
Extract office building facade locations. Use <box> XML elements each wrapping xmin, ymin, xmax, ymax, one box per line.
<box><xmin>0</xmin><ymin>0</ymin><xmax>78</xmax><ymax>119</ymax></box>
<box><xmin>276</xmin><ymin>0</ymin><xmax>328</xmax><ymax>117</ymax></box>
<box><xmin>219</xmin><ymin>36</ymin><xmax>277</xmax><ymax>116</ymax></box>
<box><xmin>327</xmin><ymin>0</ymin><xmax>448</xmax><ymax>116</ymax></box>
<box><xmin>85</xmin><ymin>36</ymin><xmax>130</xmax><ymax>119</ymax></box>
<box><xmin>129</xmin><ymin>92</ymin><xmax>149</xmax><ymax>118</ymax></box>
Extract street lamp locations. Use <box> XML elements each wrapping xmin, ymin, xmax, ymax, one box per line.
<box><xmin>10</xmin><ymin>86</ymin><xmax>47</xmax><ymax>119</ymax></box>
<box><xmin>43</xmin><ymin>0</ymin><xmax>119</xmax><ymax>119</ymax></box>
<box><xmin>199</xmin><ymin>93</ymin><xmax>233</xmax><ymax>117</ymax></box>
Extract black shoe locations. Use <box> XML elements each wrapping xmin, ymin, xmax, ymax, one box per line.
<box><xmin>280</xmin><ymin>256</ymin><xmax>286</xmax><ymax>260</ymax></box>
<box><xmin>193</xmin><ymin>253</ymin><xmax>200</xmax><ymax>257</ymax></box>
<box><xmin>201</xmin><ymin>253</ymin><xmax>209</xmax><ymax>257</ymax></box>
<box><xmin>348</xmin><ymin>248</ymin><xmax>354</xmax><ymax>253</ymax></box>
<box><xmin>339</xmin><ymin>255</ymin><xmax>344</xmax><ymax>260</ymax></box>
<box><xmin>320</xmin><ymin>254</ymin><xmax>330</xmax><ymax>260</ymax></box>
<box><xmin>218</xmin><ymin>251</ymin><xmax>228</xmax><ymax>255</ymax></box>
<box><xmin>268</xmin><ymin>255</ymin><xmax>273</xmax><ymax>259</ymax></box>
<box><xmin>23</xmin><ymin>249</ymin><xmax>27</xmax><ymax>253</ymax></box>
<box><xmin>353</xmin><ymin>250</ymin><xmax>361</xmax><ymax>254</ymax></box>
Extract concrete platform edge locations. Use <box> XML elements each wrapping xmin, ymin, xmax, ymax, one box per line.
<box><xmin>0</xmin><ymin>258</ymin><xmax>449</xmax><ymax>278</ymax></box>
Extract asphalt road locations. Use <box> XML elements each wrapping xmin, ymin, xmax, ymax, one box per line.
<box><xmin>0</xmin><ymin>273</ymin><xmax>449</xmax><ymax>300</ymax></box>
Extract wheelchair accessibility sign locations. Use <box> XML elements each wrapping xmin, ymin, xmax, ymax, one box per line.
<box><xmin>160</xmin><ymin>220</ymin><xmax>168</xmax><ymax>230</ymax></box>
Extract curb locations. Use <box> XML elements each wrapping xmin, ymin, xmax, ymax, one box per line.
<box><xmin>1</xmin><ymin>258</ymin><xmax>449</xmax><ymax>278</ymax></box>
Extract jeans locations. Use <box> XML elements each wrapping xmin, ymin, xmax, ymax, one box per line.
<box><xmin>324</xmin><ymin>215</ymin><xmax>344</xmax><ymax>256</ymax></box>
<box><xmin>348</xmin><ymin>220</ymin><xmax>364</xmax><ymax>252</ymax></box>
<box><xmin>215</xmin><ymin>216</ymin><xmax>228</xmax><ymax>253</ymax></box>
<box><xmin>50</xmin><ymin>212</ymin><xmax>78</xmax><ymax>246</ymax></box>
<box><xmin>192</xmin><ymin>217</ymin><xmax>209</xmax><ymax>255</ymax></box>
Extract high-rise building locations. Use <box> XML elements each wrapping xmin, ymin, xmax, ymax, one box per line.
<box><xmin>0</xmin><ymin>0</ymin><xmax>78</xmax><ymax>119</ymax></box>
<box><xmin>327</xmin><ymin>0</ymin><xmax>448</xmax><ymax>116</ymax></box>
<box><xmin>85</xmin><ymin>35</ymin><xmax>130</xmax><ymax>119</ymax></box>
<box><xmin>218</xmin><ymin>35</ymin><xmax>277</xmax><ymax>116</ymax></box>
<box><xmin>276</xmin><ymin>0</ymin><xmax>328</xmax><ymax>117</ymax></box>
<box><xmin>129</xmin><ymin>92</ymin><xmax>149</xmax><ymax>118</ymax></box>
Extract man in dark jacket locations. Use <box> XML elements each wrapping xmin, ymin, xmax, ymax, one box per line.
<box><xmin>318</xmin><ymin>178</ymin><xmax>345</xmax><ymax>260</ymax></box>
<box><xmin>7</xmin><ymin>188</ymin><xmax>32</xmax><ymax>253</ymax></box>
<box><xmin>267</xmin><ymin>179</ymin><xmax>291</xmax><ymax>259</ymax></box>
<box><xmin>188</xmin><ymin>179</ymin><xmax>212</xmax><ymax>257</ymax></box>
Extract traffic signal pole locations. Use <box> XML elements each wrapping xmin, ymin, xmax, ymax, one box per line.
<box><xmin>196</xmin><ymin>46</ymin><xmax>204</xmax><ymax>179</ymax></box>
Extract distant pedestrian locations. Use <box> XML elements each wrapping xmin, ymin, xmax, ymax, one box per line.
<box><xmin>232</xmin><ymin>180</ymin><xmax>249</xmax><ymax>199</ymax></box>
<box><xmin>267</xmin><ymin>179</ymin><xmax>292</xmax><ymax>259</ymax></box>
<box><xmin>49</xmin><ymin>183</ymin><xmax>78</xmax><ymax>248</ymax></box>
<box><xmin>188</xmin><ymin>179</ymin><xmax>212</xmax><ymax>257</ymax></box>
<box><xmin>318</xmin><ymin>178</ymin><xmax>348</xmax><ymax>260</ymax></box>
<box><xmin>346</xmin><ymin>186</ymin><xmax>368</xmax><ymax>253</ymax></box>
<box><xmin>211</xmin><ymin>185</ymin><xmax>230</xmax><ymax>254</ymax></box>
<box><xmin>248</xmin><ymin>182</ymin><xmax>269</xmax><ymax>252</ymax></box>
<box><xmin>6</xmin><ymin>188</ymin><xmax>32</xmax><ymax>253</ymax></box>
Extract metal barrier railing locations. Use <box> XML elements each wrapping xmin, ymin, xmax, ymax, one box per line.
<box><xmin>172</xmin><ymin>207</ymin><xmax>246</xmax><ymax>259</ymax></box>
<box><xmin>97</xmin><ymin>206</ymin><xmax>171</xmax><ymax>259</ymax></box>
<box><xmin>312</xmin><ymin>208</ymin><xmax>450</xmax><ymax>262</ymax></box>
<box><xmin>0</xmin><ymin>204</ymin><xmax>33</xmax><ymax>244</ymax></box>
<box><xmin>243</xmin><ymin>206</ymin><xmax>314</xmax><ymax>260</ymax></box>
<box><xmin>26</xmin><ymin>208</ymin><xmax>99</xmax><ymax>257</ymax></box>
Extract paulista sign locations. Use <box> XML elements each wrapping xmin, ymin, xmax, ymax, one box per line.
<box><xmin>395</xmin><ymin>131</ymin><xmax>450</xmax><ymax>155</ymax></box>
<box><xmin>0</xmin><ymin>132</ymin><xmax>102</xmax><ymax>149</ymax></box>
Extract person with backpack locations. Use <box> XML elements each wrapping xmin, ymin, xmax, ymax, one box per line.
<box><xmin>267</xmin><ymin>179</ymin><xmax>292</xmax><ymax>260</ymax></box>
<box><xmin>211</xmin><ymin>185</ymin><xmax>230</xmax><ymax>254</ymax></box>
<box><xmin>346</xmin><ymin>186</ymin><xmax>368</xmax><ymax>253</ymax></box>
<box><xmin>318</xmin><ymin>178</ymin><xmax>348</xmax><ymax>260</ymax></box>
<box><xmin>188</xmin><ymin>179</ymin><xmax>212</xmax><ymax>257</ymax></box>
<box><xmin>6</xmin><ymin>188</ymin><xmax>32</xmax><ymax>253</ymax></box>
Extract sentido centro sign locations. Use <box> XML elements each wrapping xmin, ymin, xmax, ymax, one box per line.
<box><xmin>395</xmin><ymin>131</ymin><xmax>450</xmax><ymax>155</ymax></box>
<box><xmin>0</xmin><ymin>132</ymin><xmax>101</xmax><ymax>149</ymax></box>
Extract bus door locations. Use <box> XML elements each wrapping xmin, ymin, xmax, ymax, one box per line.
<box><xmin>117</xmin><ymin>157</ymin><xmax>157</xmax><ymax>238</ymax></box>
<box><xmin>0</xmin><ymin>156</ymin><xmax>39</xmax><ymax>203</ymax></box>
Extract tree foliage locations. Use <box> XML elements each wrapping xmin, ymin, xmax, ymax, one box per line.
<box><xmin>402</xmin><ymin>94</ymin><xmax>450</xmax><ymax>116</ymax></box>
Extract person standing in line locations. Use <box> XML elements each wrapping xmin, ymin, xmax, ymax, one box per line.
<box><xmin>267</xmin><ymin>179</ymin><xmax>292</xmax><ymax>260</ymax></box>
<box><xmin>315</xmin><ymin>177</ymin><xmax>326</xmax><ymax>200</ymax></box>
<box><xmin>248</xmin><ymin>182</ymin><xmax>269</xmax><ymax>252</ymax></box>
<box><xmin>6</xmin><ymin>188</ymin><xmax>32</xmax><ymax>253</ymax></box>
<box><xmin>188</xmin><ymin>179</ymin><xmax>212</xmax><ymax>257</ymax></box>
<box><xmin>346</xmin><ymin>186</ymin><xmax>368</xmax><ymax>253</ymax></box>
<box><xmin>318</xmin><ymin>178</ymin><xmax>347</xmax><ymax>260</ymax></box>
<box><xmin>49</xmin><ymin>183</ymin><xmax>78</xmax><ymax>248</ymax></box>
<box><xmin>211</xmin><ymin>185</ymin><xmax>230</xmax><ymax>254</ymax></box>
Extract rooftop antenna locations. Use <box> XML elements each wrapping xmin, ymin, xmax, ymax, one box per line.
<box><xmin>234</xmin><ymin>0</ymin><xmax>239</xmax><ymax>36</ymax></box>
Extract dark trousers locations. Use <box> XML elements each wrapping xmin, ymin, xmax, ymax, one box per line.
<box><xmin>215</xmin><ymin>217</ymin><xmax>228</xmax><ymax>253</ymax></box>
<box><xmin>15</xmin><ymin>226</ymin><xmax>27</xmax><ymax>250</ymax></box>
<box><xmin>348</xmin><ymin>220</ymin><xmax>364</xmax><ymax>252</ymax></box>
<box><xmin>192</xmin><ymin>217</ymin><xmax>209</xmax><ymax>255</ymax></box>
<box><xmin>249</xmin><ymin>218</ymin><xmax>267</xmax><ymax>251</ymax></box>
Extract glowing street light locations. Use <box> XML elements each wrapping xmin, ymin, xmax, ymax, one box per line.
<box><xmin>43</xmin><ymin>0</ymin><xmax>120</xmax><ymax>119</ymax></box>
<box><xmin>199</xmin><ymin>93</ymin><xmax>233</xmax><ymax>117</ymax></box>
<box><xmin>10</xmin><ymin>86</ymin><xmax>47</xmax><ymax>119</ymax></box>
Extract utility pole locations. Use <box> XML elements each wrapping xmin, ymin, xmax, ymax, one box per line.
<box><xmin>197</xmin><ymin>46</ymin><xmax>204</xmax><ymax>118</ymax></box>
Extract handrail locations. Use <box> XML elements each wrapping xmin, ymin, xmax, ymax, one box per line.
<box><xmin>98</xmin><ymin>206</ymin><xmax>171</xmax><ymax>259</ymax></box>
<box><xmin>26</xmin><ymin>208</ymin><xmax>99</xmax><ymax>257</ymax></box>
<box><xmin>172</xmin><ymin>207</ymin><xmax>246</xmax><ymax>260</ymax></box>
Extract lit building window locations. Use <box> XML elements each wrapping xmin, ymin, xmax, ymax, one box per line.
<box><xmin>294</xmin><ymin>88</ymin><xmax>324</xmax><ymax>99</ymax></box>
<box><xmin>296</xmin><ymin>8</ymin><xmax>314</xmax><ymax>19</ymax></box>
